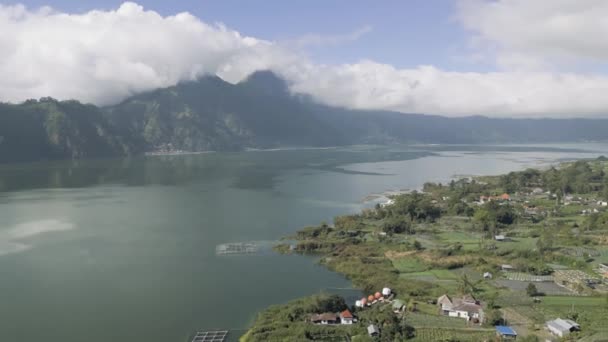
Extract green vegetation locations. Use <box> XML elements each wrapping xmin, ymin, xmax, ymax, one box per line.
<box><xmin>5</xmin><ymin>71</ymin><xmax>608</xmax><ymax>164</ymax></box>
<box><xmin>243</xmin><ymin>158</ymin><xmax>608</xmax><ymax>341</ymax></box>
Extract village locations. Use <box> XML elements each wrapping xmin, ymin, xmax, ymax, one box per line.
<box><xmin>304</xmin><ymin>283</ymin><xmax>587</xmax><ymax>341</ymax></box>
<box><xmin>243</xmin><ymin>159</ymin><xmax>608</xmax><ymax>341</ymax></box>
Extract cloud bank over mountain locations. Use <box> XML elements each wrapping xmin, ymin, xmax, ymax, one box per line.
<box><xmin>1</xmin><ymin>1</ymin><xmax>608</xmax><ymax>118</ymax></box>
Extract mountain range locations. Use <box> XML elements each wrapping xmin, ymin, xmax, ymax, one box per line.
<box><xmin>1</xmin><ymin>71</ymin><xmax>607</xmax><ymax>163</ymax></box>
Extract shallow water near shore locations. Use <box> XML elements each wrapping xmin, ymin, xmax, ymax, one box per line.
<box><xmin>0</xmin><ymin>143</ymin><xmax>605</xmax><ymax>342</ymax></box>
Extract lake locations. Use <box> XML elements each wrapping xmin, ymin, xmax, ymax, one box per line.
<box><xmin>0</xmin><ymin>143</ymin><xmax>605</xmax><ymax>342</ymax></box>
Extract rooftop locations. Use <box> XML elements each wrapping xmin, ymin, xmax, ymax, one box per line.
<box><xmin>311</xmin><ymin>313</ymin><xmax>338</xmax><ymax>322</ymax></box>
<box><xmin>496</xmin><ymin>326</ymin><xmax>517</xmax><ymax>336</ymax></box>
<box><xmin>340</xmin><ymin>310</ymin><xmax>353</xmax><ymax>319</ymax></box>
<box><xmin>546</xmin><ymin>318</ymin><xmax>580</xmax><ymax>333</ymax></box>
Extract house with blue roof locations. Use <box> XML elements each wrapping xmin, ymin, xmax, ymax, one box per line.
<box><xmin>495</xmin><ymin>326</ymin><xmax>517</xmax><ymax>340</ymax></box>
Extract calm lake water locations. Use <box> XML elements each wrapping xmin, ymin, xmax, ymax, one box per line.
<box><xmin>0</xmin><ymin>144</ymin><xmax>606</xmax><ymax>342</ymax></box>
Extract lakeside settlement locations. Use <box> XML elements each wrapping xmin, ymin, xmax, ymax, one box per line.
<box><xmin>241</xmin><ymin>157</ymin><xmax>608</xmax><ymax>342</ymax></box>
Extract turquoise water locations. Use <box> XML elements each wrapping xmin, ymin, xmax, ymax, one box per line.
<box><xmin>0</xmin><ymin>144</ymin><xmax>605</xmax><ymax>342</ymax></box>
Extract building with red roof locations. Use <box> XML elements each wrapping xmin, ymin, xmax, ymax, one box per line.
<box><xmin>339</xmin><ymin>309</ymin><xmax>354</xmax><ymax>325</ymax></box>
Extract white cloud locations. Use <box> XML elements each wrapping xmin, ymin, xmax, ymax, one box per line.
<box><xmin>456</xmin><ymin>0</ymin><xmax>608</xmax><ymax>70</ymax></box>
<box><xmin>0</xmin><ymin>2</ymin><xmax>285</xmax><ymax>105</ymax></box>
<box><xmin>285</xmin><ymin>25</ymin><xmax>373</xmax><ymax>48</ymax></box>
<box><xmin>0</xmin><ymin>2</ymin><xmax>608</xmax><ymax>118</ymax></box>
<box><xmin>286</xmin><ymin>62</ymin><xmax>608</xmax><ymax>117</ymax></box>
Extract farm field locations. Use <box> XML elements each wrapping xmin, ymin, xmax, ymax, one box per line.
<box><xmin>245</xmin><ymin>159</ymin><xmax>608</xmax><ymax>341</ymax></box>
<box><xmin>410</xmin><ymin>328</ymin><xmax>494</xmax><ymax>342</ymax></box>
<box><xmin>495</xmin><ymin>279</ymin><xmax>573</xmax><ymax>295</ymax></box>
<box><xmin>407</xmin><ymin>312</ymin><xmax>468</xmax><ymax>328</ymax></box>
<box><xmin>391</xmin><ymin>257</ymin><xmax>428</xmax><ymax>273</ymax></box>
<box><xmin>399</xmin><ymin>269</ymin><xmax>459</xmax><ymax>281</ymax></box>
<box><xmin>502</xmin><ymin>272</ymin><xmax>553</xmax><ymax>282</ymax></box>
<box><xmin>495</xmin><ymin>237</ymin><xmax>538</xmax><ymax>252</ymax></box>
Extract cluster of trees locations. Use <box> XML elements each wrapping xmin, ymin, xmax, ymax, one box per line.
<box><xmin>423</xmin><ymin>178</ymin><xmax>488</xmax><ymax>203</ymax></box>
<box><xmin>474</xmin><ymin>201</ymin><xmax>516</xmax><ymax>235</ymax></box>
<box><xmin>382</xmin><ymin>217</ymin><xmax>414</xmax><ymax>234</ymax></box>
<box><xmin>389</xmin><ymin>192</ymin><xmax>442</xmax><ymax>223</ymax></box>
<box><xmin>500</xmin><ymin>159</ymin><xmax>608</xmax><ymax>199</ymax></box>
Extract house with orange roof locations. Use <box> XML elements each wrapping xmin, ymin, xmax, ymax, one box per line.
<box><xmin>339</xmin><ymin>309</ymin><xmax>355</xmax><ymax>325</ymax></box>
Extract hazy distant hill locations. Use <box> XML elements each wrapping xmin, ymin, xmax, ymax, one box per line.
<box><xmin>1</xmin><ymin>70</ymin><xmax>608</xmax><ymax>163</ymax></box>
<box><xmin>0</xmin><ymin>99</ymin><xmax>139</xmax><ymax>163</ymax></box>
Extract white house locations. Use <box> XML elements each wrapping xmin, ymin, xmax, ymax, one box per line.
<box><xmin>367</xmin><ymin>324</ymin><xmax>380</xmax><ymax>337</ymax></box>
<box><xmin>437</xmin><ymin>294</ymin><xmax>484</xmax><ymax>323</ymax></box>
<box><xmin>311</xmin><ymin>313</ymin><xmax>339</xmax><ymax>325</ymax></box>
<box><xmin>483</xmin><ymin>272</ymin><xmax>493</xmax><ymax>279</ymax></box>
<box><xmin>495</xmin><ymin>235</ymin><xmax>506</xmax><ymax>241</ymax></box>
<box><xmin>339</xmin><ymin>310</ymin><xmax>354</xmax><ymax>325</ymax></box>
<box><xmin>598</xmin><ymin>201</ymin><xmax>608</xmax><ymax>207</ymax></box>
<box><xmin>501</xmin><ymin>264</ymin><xmax>515</xmax><ymax>271</ymax></box>
<box><xmin>380</xmin><ymin>199</ymin><xmax>395</xmax><ymax>207</ymax></box>
<box><xmin>532</xmin><ymin>187</ymin><xmax>544</xmax><ymax>195</ymax></box>
<box><xmin>546</xmin><ymin>318</ymin><xmax>580</xmax><ymax>337</ymax></box>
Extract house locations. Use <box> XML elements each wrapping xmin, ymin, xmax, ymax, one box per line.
<box><xmin>598</xmin><ymin>201</ymin><xmax>608</xmax><ymax>207</ymax></box>
<box><xmin>380</xmin><ymin>199</ymin><xmax>395</xmax><ymax>207</ymax></box>
<box><xmin>532</xmin><ymin>187</ymin><xmax>544</xmax><ymax>195</ymax></box>
<box><xmin>546</xmin><ymin>318</ymin><xmax>580</xmax><ymax>337</ymax></box>
<box><xmin>495</xmin><ymin>235</ymin><xmax>506</xmax><ymax>241</ymax></box>
<box><xmin>437</xmin><ymin>294</ymin><xmax>484</xmax><ymax>323</ymax></box>
<box><xmin>501</xmin><ymin>264</ymin><xmax>515</xmax><ymax>271</ymax></box>
<box><xmin>367</xmin><ymin>324</ymin><xmax>380</xmax><ymax>337</ymax></box>
<box><xmin>483</xmin><ymin>272</ymin><xmax>493</xmax><ymax>279</ymax></box>
<box><xmin>500</xmin><ymin>193</ymin><xmax>511</xmax><ymax>201</ymax></box>
<box><xmin>339</xmin><ymin>310</ymin><xmax>354</xmax><ymax>325</ymax></box>
<box><xmin>311</xmin><ymin>313</ymin><xmax>339</xmax><ymax>325</ymax></box>
<box><xmin>382</xmin><ymin>287</ymin><xmax>392</xmax><ymax>296</ymax></box>
<box><xmin>496</xmin><ymin>326</ymin><xmax>518</xmax><ymax>340</ymax></box>
<box><xmin>392</xmin><ymin>299</ymin><xmax>405</xmax><ymax>313</ymax></box>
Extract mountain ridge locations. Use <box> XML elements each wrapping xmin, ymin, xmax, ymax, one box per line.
<box><xmin>1</xmin><ymin>70</ymin><xmax>607</xmax><ymax>163</ymax></box>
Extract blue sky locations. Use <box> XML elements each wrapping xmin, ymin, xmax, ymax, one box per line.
<box><xmin>1</xmin><ymin>1</ymin><xmax>608</xmax><ymax>117</ymax></box>
<box><xmin>13</xmin><ymin>0</ymin><xmax>473</xmax><ymax>69</ymax></box>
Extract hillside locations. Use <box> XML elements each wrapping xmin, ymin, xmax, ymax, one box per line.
<box><xmin>1</xmin><ymin>71</ymin><xmax>608</xmax><ymax>163</ymax></box>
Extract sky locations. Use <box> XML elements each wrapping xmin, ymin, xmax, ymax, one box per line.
<box><xmin>1</xmin><ymin>0</ymin><xmax>608</xmax><ymax>118</ymax></box>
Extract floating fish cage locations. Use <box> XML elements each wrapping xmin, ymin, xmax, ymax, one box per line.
<box><xmin>190</xmin><ymin>330</ymin><xmax>228</xmax><ymax>342</ymax></box>
<box><xmin>215</xmin><ymin>242</ymin><xmax>259</xmax><ymax>255</ymax></box>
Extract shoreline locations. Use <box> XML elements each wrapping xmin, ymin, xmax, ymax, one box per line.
<box><xmin>240</xmin><ymin>155</ymin><xmax>608</xmax><ymax>341</ymax></box>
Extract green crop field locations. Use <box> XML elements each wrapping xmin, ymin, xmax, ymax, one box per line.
<box><xmin>400</xmin><ymin>269</ymin><xmax>459</xmax><ymax>280</ymax></box>
<box><xmin>392</xmin><ymin>257</ymin><xmax>428</xmax><ymax>273</ymax></box>
<box><xmin>495</xmin><ymin>237</ymin><xmax>538</xmax><ymax>252</ymax></box>
<box><xmin>411</xmin><ymin>328</ymin><xmax>494</xmax><ymax>342</ymax></box>
<box><xmin>407</xmin><ymin>313</ymin><xmax>468</xmax><ymax>328</ymax></box>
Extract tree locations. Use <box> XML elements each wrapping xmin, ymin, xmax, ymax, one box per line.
<box><xmin>526</xmin><ymin>283</ymin><xmax>538</xmax><ymax>297</ymax></box>
<box><xmin>407</xmin><ymin>298</ymin><xmax>418</xmax><ymax>312</ymax></box>
<box><xmin>536</xmin><ymin>230</ymin><xmax>554</xmax><ymax>256</ymax></box>
<box><xmin>382</xmin><ymin>217</ymin><xmax>413</xmax><ymax>234</ymax></box>
<box><xmin>474</xmin><ymin>208</ymin><xmax>494</xmax><ymax>232</ymax></box>
<box><xmin>316</xmin><ymin>295</ymin><xmax>347</xmax><ymax>313</ymax></box>
<box><xmin>458</xmin><ymin>274</ymin><xmax>480</xmax><ymax>295</ymax></box>
<box><xmin>485</xmin><ymin>309</ymin><xmax>504</xmax><ymax>326</ymax></box>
